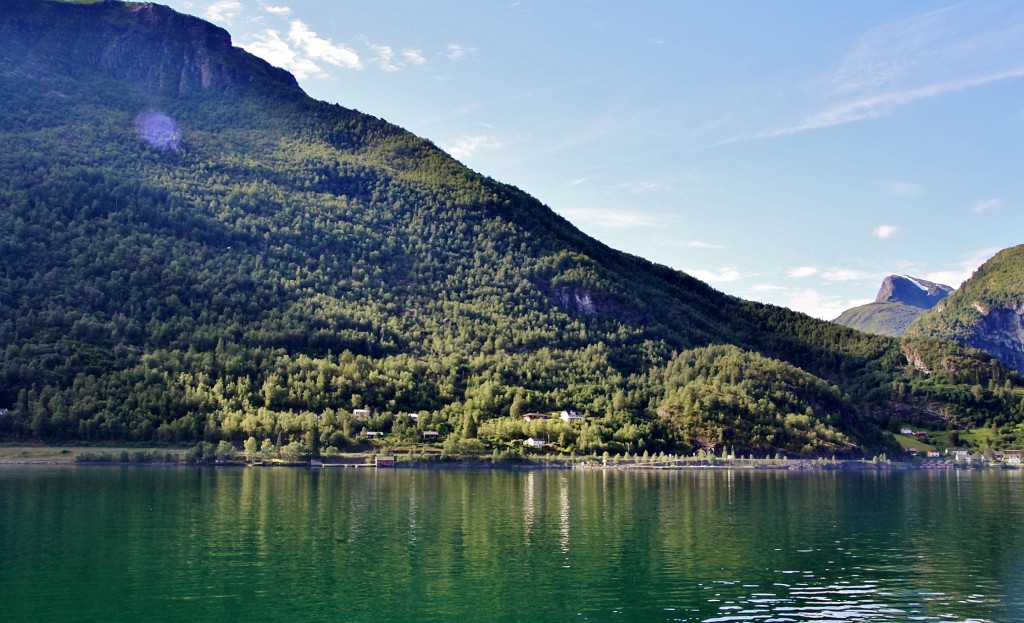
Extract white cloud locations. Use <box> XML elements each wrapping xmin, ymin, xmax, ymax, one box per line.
<box><xmin>446</xmin><ymin>44</ymin><xmax>468</xmax><ymax>60</ymax></box>
<box><xmin>750</xmin><ymin>284</ymin><xmax>787</xmax><ymax>293</ymax></box>
<box><xmin>262</xmin><ymin>4</ymin><xmax>291</xmax><ymax>15</ymax></box>
<box><xmin>787</xmin><ymin>266</ymin><xmax>818</xmax><ymax>278</ymax></box>
<box><xmin>289</xmin><ymin>21</ymin><xmax>362</xmax><ymax>70</ymax></box>
<box><xmin>821</xmin><ymin>268</ymin><xmax>882</xmax><ymax>282</ymax></box>
<box><xmin>920</xmin><ymin>247</ymin><xmax>1001</xmax><ymax>287</ymax></box>
<box><xmin>971</xmin><ymin>198</ymin><xmax>1002</xmax><ymax>213</ymax></box>
<box><xmin>368</xmin><ymin>44</ymin><xmax>397</xmax><ymax>72</ymax></box>
<box><xmin>683</xmin><ymin>241</ymin><xmax>726</xmax><ymax>249</ymax></box>
<box><xmin>872</xmin><ymin>224</ymin><xmax>899</xmax><ymax>239</ymax></box>
<box><xmin>403</xmin><ymin>49</ymin><xmax>427</xmax><ymax>66</ymax></box>
<box><xmin>442</xmin><ymin>135</ymin><xmax>505</xmax><ymax>159</ymax></box>
<box><xmin>202</xmin><ymin>0</ymin><xmax>242</xmax><ymax>24</ymax></box>
<box><xmin>559</xmin><ymin>207</ymin><xmax>660</xmax><ymax>229</ymax></box>
<box><xmin>686</xmin><ymin>267</ymin><xmax>742</xmax><ymax>283</ymax></box>
<box><xmin>243</xmin><ymin>29</ymin><xmax>323</xmax><ymax>79</ymax></box>
<box><xmin>786</xmin><ymin>289</ymin><xmax>872</xmax><ymax>320</ymax></box>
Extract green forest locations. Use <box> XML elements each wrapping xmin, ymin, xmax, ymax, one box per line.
<box><xmin>1</xmin><ymin>0</ymin><xmax>1023</xmax><ymax>460</ymax></box>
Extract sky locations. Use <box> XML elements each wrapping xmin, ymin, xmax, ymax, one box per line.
<box><xmin>161</xmin><ymin>0</ymin><xmax>1024</xmax><ymax>319</ymax></box>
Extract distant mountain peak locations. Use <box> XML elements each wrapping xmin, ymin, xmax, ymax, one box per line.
<box><xmin>875</xmin><ymin>275</ymin><xmax>953</xmax><ymax>308</ymax></box>
<box><xmin>833</xmin><ymin>275</ymin><xmax>953</xmax><ymax>337</ymax></box>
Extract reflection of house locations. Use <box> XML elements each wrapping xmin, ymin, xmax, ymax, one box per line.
<box><xmin>524</xmin><ymin>438</ymin><xmax>546</xmax><ymax>448</ymax></box>
<box><xmin>1005</xmin><ymin>450</ymin><xmax>1022</xmax><ymax>465</ymax></box>
<box><xmin>560</xmin><ymin>410</ymin><xmax>583</xmax><ymax>423</ymax></box>
<box><xmin>422</xmin><ymin>430</ymin><xmax>439</xmax><ymax>440</ymax></box>
<box><xmin>522</xmin><ymin>413</ymin><xmax>548</xmax><ymax>422</ymax></box>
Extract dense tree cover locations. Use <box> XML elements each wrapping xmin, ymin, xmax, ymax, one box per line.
<box><xmin>909</xmin><ymin>246</ymin><xmax>1024</xmax><ymax>343</ymax></box>
<box><xmin>1</xmin><ymin>0</ymin><xmax>1022</xmax><ymax>457</ymax></box>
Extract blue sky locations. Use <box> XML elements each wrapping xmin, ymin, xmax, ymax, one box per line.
<box><xmin>163</xmin><ymin>0</ymin><xmax>1023</xmax><ymax>319</ymax></box>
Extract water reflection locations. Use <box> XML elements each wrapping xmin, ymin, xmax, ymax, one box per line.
<box><xmin>0</xmin><ymin>467</ymin><xmax>1021</xmax><ymax>622</ymax></box>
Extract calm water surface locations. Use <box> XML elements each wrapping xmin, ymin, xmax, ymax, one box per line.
<box><xmin>1</xmin><ymin>466</ymin><xmax>1021</xmax><ymax>622</ymax></box>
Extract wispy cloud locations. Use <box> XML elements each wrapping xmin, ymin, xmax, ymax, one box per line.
<box><xmin>686</xmin><ymin>267</ymin><xmax>742</xmax><ymax>283</ymax></box>
<box><xmin>920</xmin><ymin>247</ymin><xmax>1000</xmax><ymax>287</ymax></box>
<box><xmin>559</xmin><ymin>207</ymin><xmax>661</xmax><ymax>229</ymax></box>
<box><xmin>403</xmin><ymin>49</ymin><xmax>427</xmax><ymax>66</ymax></box>
<box><xmin>261</xmin><ymin>3</ymin><xmax>290</xmax><ymax>15</ymax></box>
<box><xmin>446</xmin><ymin>44</ymin><xmax>469</xmax><ymax>60</ymax></box>
<box><xmin>874</xmin><ymin>179</ymin><xmax>926</xmax><ymax>197</ymax></box>
<box><xmin>821</xmin><ymin>268</ymin><xmax>885</xmax><ymax>282</ymax></box>
<box><xmin>289</xmin><ymin>21</ymin><xmax>362</xmax><ymax>70</ymax></box>
<box><xmin>442</xmin><ymin>135</ymin><xmax>505</xmax><ymax>159</ymax></box>
<box><xmin>872</xmin><ymin>224</ymin><xmax>899</xmax><ymax>239</ymax></box>
<box><xmin>786</xmin><ymin>289</ymin><xmax>873</xmax><ymax>320</ymax></box>
<box><xmin>202</xmin><ymin>0</ymin><xmax>242</xmax><ymax>24</ymax></box>
<box><xmin>731</xmin><ymin>4</ymin><xmax>1024</xmax><ymax>142</ymax></box>
<box><xmin>787</xmin><ymin>266</ymin><xmax>818</xmax><ymax>278</ymax></box>
<box><xmin>243</xmin><ymin>29</ymin><xmax>324</xmax><ymax>79</ymax></box>
<box><xmin>750</xmin><ymin>284</ymin><xmax>787</xmax><ymax>293</ymax></box>
<box><xmin>368</xmin><ymin>43</ymin><xmax>397</xmax><ymax>72</ymax></box>
<box><xmin>971</xmin><ymin>197</ymin><xmax>1002</xmax><ymax>213</ymax></box>
<box><xmin>241</xmin><ymin>20</ymin><xmax>361</xmax><ymax>79</ymax></box>
<box><xmin>683</xmin><ymin>241</ymin><xmax>726</xmax><ymax>249</ymax></box>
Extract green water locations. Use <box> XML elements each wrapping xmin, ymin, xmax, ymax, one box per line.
<box><xmin>1</xmin><ymin>466</ymin><xmax>1021</xmax><ymax>622</ymax></box>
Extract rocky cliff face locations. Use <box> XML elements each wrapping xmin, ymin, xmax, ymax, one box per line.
<box><xmin>963</xmin><ymin>304</ymin><xmax>1024</xmax><ymax>374</ymax></box>
<box><xmin>875</xmin><ymin>275</ymin><xmax>953</xmax><ymax>308</ymax></box>
<box><xmin>0</xmin><ymin>0</ymin><xmax>299</xmax><ymax>96</ymax></box>
<box><xmin>834</xmin><ymin>275</ymin><xmax>952</xmax><ymax>337</ymax></box>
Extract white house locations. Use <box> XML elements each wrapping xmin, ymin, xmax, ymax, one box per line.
<box><xmin>560</xmin><ymin>410</ymin><xmax>583</xmax><ymax>423</ymax></box>
<box><xmin>524</xmin><ymin>437</ymin><xmax>547</xmax><ymax>449</ymax></box>
<box><xmin>353</xmin><ymin>408</ymin><xmax>371</xmax><ymax>419</ymax></box>
<box><xmin>900</xmin><ymin>428</ymin><xmax>913</xmax><ymax>435</ymax></box>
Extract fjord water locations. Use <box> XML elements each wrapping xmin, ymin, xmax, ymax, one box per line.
<box><xmin>2</xmin><ymin>467</ymin><xmax>1021</xmax><ymax>622</ymax></box>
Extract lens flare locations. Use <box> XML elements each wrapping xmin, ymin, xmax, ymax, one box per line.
<box><xmin>134</xmin><ymin>110</ymin><xmax>182</xmax><ymax>150</ymax></box>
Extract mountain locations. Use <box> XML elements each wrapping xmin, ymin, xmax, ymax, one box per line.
<box><xmin>835</xmin><ymin>275</ymin><xmax>953</xmax><ymax>337</ymax></box>
<box><xmin>908</xmin><ymin>246</ymin><xmax>1024</xmax><ymax>375</ymax></box>
<box><xmin>0</xmin><ymin>0</ymin><xmax>1021</xmax><ymax>456</ymax></box>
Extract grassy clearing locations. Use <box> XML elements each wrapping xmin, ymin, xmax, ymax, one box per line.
<box><xmin>893</xmin><ymin>434</ymin><xmax>934</xmax><ymax>452</ymax></box>
<box><xmin>0</xmin><ymin>445</ymin><xmax>184</xmax><ymax>463</ymax></box>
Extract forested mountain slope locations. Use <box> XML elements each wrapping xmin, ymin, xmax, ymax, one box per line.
<box><xmin>1</xmin><ymin>0</ymin><xmax>1020</xmax><ymax>455</ymax></box>
<box><xmin>909</xmin><ymin>246</ymin><xmax>1024</xmax><ymax>375</ymax></box>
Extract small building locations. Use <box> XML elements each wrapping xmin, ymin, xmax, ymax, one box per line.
<box><xmin>907</xmin><ymin>448</ymin><xmax>919</xmax><ymax>457</ymax></box>
<box><xmin>914</xmin><ymin>431</ymin><xmax>928</xmax><ymax>439</ymax></box>
<box><xmin>900</xmin><ymin>428</ymin><xmax>913</xmax><ymax>435</ymax></box>
<box><xmin>422</xmin><ymin>430</ymin><xmax>439</xmax><ymax>440</ymax></box>
<box><xmin>927</xmin><ymin>450</ymin><xmax>941</xmax><ymax>458</ymax></box>
<box><xmin>310</xmin><ymin>459</ymin><xmax>323</xmax><ymax>468</ymax></box>
<box><xmin>353</xmin><ymin>408</ymin><xmax>371</xmax><ymax>419</ymax></box>
<box><xmin>375</xmin><ymin>456</ymin><xmax>396</xmax><ymax>468</ymax></box>
<box><xmin>560</xmin><ymin>410</ymin><xmax>583</xmax><ymax>423</ymax></box>
<box><xmin>522</xmin><ymin>413</ymin><xmax>548</xmax><ymax>422</ymax></box>
<box><xmin>1005</xmin><ymin>450</ymin><xmax>1022</xmax><ymax>465</ymax></box>
<box><xmin>364</xmin><ymin>431</ymin><xmax>384</xmax><ymax>439</ymax></box>
<box><xmin>948</xmin><ymin>449</ymin><xmax>971</xmax><ymax>462</ymax></box>
<box><xmin>524</xmin><ymin>437</ymin><xmax>547</xmax><ymax>449</ymax></box>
